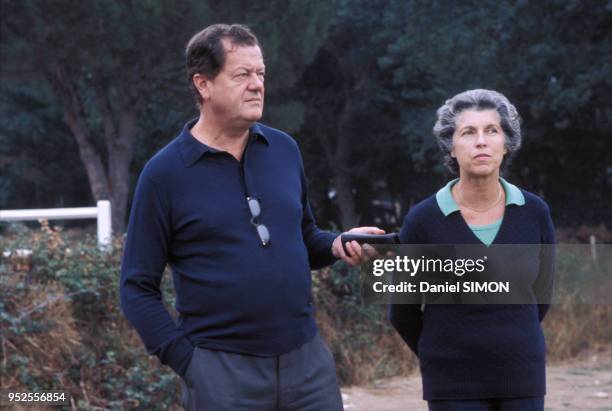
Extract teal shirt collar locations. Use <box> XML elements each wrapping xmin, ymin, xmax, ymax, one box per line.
<box><xmin>436</xmin><ymin>177</ymin><xmax>525</xmax><ymax>216</ymax></box>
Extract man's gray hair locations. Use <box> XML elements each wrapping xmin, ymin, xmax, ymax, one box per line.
<box><xmin>433</xmin><ymin>89</ymin><xmax>522</xmax><ymax>175</ymax></box>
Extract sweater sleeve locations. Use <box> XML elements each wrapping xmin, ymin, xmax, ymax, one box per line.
<box><xmin>390</xmin><ymin>209</ymin><xmax>424</xmax><ymax>355</ymax></box>
<box><xmin>119</xmin><ymin>172</ymin><xmax>194</xmax><ymax>377</ymax></box>
<box><xmin>534</xmin><ymin>201</ymin><xmax>556</xmax><ymax>322</ymax></box>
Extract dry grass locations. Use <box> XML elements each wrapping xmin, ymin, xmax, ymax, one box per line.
<box><xmin>544</xmin><ymin>302</ymin><xmax>612</xmax><ymax>361</ymax></box>
<box><xmin>0</xmin><ymin>223</ymin><xmax>181</xmax><ymax>410</ymax></box>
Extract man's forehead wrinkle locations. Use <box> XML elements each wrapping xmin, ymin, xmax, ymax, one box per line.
<box><xmin>225</xmin><ymin>54</ymin><xmax>265</xmax><ymax>72</ymax></box>
<box><xmin>230</xmin><ymin>62</ymin><xmax>266</xmax><ymax>71</ymax></box>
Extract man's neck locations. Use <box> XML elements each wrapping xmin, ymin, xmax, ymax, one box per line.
<box><xmin>190</xmin><ymin>113</ymin><xmax>251</xmax><ymax>161</ymax></box>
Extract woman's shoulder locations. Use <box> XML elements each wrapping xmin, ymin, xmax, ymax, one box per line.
<box><xmin>404</xmin><ymin>194</ymin><xmax>440</xmax><ymax>221</ymax></box>
<box><xmin>400</xmin><ymin>194</ymin><xmax>440</xmax><ymax>241</ymax></box>
<box><xmin>517</xmin><ymin>187</ymin><xmax>552</xmax><ymax>215</ymax></box>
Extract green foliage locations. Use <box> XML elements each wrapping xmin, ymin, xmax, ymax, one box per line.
<box><xmin>0</xmin><ymin>224</ymin><xmax>413</xmax><ymax>404</ymax></box>
<box><xmin>1</xmin><ymin>0</ymin><xmax>610</xmax><ymax>231</ymax></box>
<box><xmin>0</xmin><ymin>224</ymin><xmax>179</xmax><ymax>410</ymax></box>
<box><xmin>313</xmin><ymin>262</ymin><xmax>416</xmax><ymax>384</ymax></box>
<box><xmin>299</xmin><ymin>0</ymin><xmax>611</xmax><ymax>228</ymax></box>
<box><xmin>0</xmin><ymin>87</ymin><xmax>88</xmax><ymax>209</ymax></box>
<box><xmin>1</xmin><ymin>225</ymin><xmax>611</xmax><ymax>404</ymax></box>
<box><xmin>1</xmin><ymin>0</ymin><xmax>334</xmax><ymax>231</ymax></box>
<box><xmin>375</xmin><ymin>0</ymin><xmax>612</xmax><ymax>224</ymax></box>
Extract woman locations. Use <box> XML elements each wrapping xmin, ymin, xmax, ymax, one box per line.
<box><xmin>390</xmin><ymin>89</ymin><xmax>555</xmax><ymax>411</ymax></box>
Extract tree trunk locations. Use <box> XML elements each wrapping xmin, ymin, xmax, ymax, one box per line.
<box><xmin>50</xmin><ymin>66</ymin><xmax>137</xmax><ymax>234</ymax></box>
<box><xmin>107</xmin><ymin>111</ymin><xmax>137</xmax><ymax>234</ymax></box>
<box><xmin>330</xmin><ymin>85</ymin><xmax>360</xmax><ymax>231</ymax></box>
<box><xmin>333</xmin><ymin>169</ymin><xmax>359</xmax><ymax>230</ymax></box>
<box><xmin>49</xmin><ymin>68</ymin><xmax>111</xmax><ymax>203</ymax></box>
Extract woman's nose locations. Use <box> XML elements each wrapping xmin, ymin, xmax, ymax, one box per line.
<box><xmin>475</xmin><ymin>131</ymin><xmax>487</xmax><ymax>146</ymax></box>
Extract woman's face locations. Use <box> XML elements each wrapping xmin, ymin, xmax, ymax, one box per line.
<box><xmin>451</xmin><ymin>109</ymin><xmax>507</xmax><ymax>178</ymax></box>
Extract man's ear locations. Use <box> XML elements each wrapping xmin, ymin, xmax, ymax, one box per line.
<box><xmin>193</xmin><ymin>73</ymin><xmax>211</xmax><ymax>101</ymax></box>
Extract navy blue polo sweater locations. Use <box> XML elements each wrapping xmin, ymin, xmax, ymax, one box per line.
<box><xmin>120</xmin><ymin>119</ymin><xmax>337</xmax><ymax>377</ymax></box>
<box><xmin>390</xmin><ymin>187</ymin><xmax>555</xmax><ymax>400</ymax></box>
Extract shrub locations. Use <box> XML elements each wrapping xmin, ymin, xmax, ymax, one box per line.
<box><xmin>1</xmin><ymin>222</ymin><xmax>610</xmax><ymax>409</ymax></box>
<box><xmin>1</xmin><ymin>222</ymin><xmax>180</xmax><ymax>410</ymax></box>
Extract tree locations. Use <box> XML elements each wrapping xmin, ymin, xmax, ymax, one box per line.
<box><xmin>1</xmin><ymin>0</ymin><xmax>197</xmax><ymax>232</ymax></box>
<box><xmin>299</xmin><ymin>0</ymin><xmax>408</xmax><ymax>230</ymax></box>
<box><xmin>0</xmin><ymin>87</ymin><xmax>89</xmax><ymax>210</ymax></box>
<box><xmin>1</xmin><ymin>0</ymin><xmax>333</xmax><ymax>232</ymax></box>
<box><xmin>379</xmin><ymin>0</ymin><xmax>612</xmax><ymax>226</ymax></box>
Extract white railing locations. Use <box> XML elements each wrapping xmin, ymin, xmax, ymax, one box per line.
<box><xmin>0</xmin><ymin>200</ymin><xmax>112</xmax><ymax>246</ymax></box>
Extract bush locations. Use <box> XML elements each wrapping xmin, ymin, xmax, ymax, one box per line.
<box><xmin>1</xmin><ymin>223</ymin><xmax>610</xmax><ymax>409</ymax></box>
<box><xmin>314</xmin><ymin>263</ymin><xmax>416</xmax><ymax>385</ymax></box>
<box><xmin>1</xmin><ymin>222</ymin><xmax>180</xmax><ymax>410</ymax></box>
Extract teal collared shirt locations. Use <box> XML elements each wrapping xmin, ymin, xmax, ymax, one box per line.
<box><xmin>435</xmin><ymin>177</ymin><xmax>525</xmax><ymax>245</ymax></box>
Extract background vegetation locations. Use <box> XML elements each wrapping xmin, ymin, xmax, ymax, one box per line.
<box><xmin>1</xmin><ymin>0</ymin><xmax>610</xmax><ymax>232</ymax></box>
<box><xmin>1</xmin><ymin>0</ymin><xmax>611</xmax><ymax>409</ymax></box>
<box><xmin>1</xmin><ymin>226</ymin><xmax>610</xmax><ymax>410</ymax></box>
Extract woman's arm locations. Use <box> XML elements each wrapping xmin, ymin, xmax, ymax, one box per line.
<box><xmin>389</xmin><ymin>208</ymin><xmax>425</xmax><ymax>355</ymax></box>
<box><xmin>389</xmin><ymin>304</ymin><xmax>423</xmax><ymax>355</ymax></box>
<box><xmin>534</xmin><ymin>202</ymin><xmax>556</xmax><ymax>322</ymax></box>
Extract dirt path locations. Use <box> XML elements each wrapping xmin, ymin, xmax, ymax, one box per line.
<box><xmin>341</xmin><ymin>354</ymin><xmax>612</xmax><ymax>410</ymax></box>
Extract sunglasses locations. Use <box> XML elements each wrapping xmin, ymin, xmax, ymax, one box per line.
<box><xmin>246</xmin><ymin>197</ymin><xmax>270</xmax><ymax>246</ymax></box>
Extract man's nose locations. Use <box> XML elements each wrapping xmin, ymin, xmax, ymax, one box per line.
<box><xmin>248</xmin><ymin>74</ymin><xmax>264</xmax><ymax>90</ymax></box>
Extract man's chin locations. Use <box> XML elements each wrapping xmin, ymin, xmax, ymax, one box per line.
<box><xmin>245</xmin><ymin>110</ymin><xmax>263</xmax><ymax>122</ymax></box>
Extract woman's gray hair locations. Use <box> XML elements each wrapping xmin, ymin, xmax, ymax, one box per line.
<box><xmin>433</xmin><ymin>89</ymin><xmax>522</xmax><ymax>175</ymax></box>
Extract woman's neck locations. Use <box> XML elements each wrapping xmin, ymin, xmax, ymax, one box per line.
<box><xmin>454</xmin><ymin>172</ymin><xmax>501</xmax><ymax>210</ymax></box>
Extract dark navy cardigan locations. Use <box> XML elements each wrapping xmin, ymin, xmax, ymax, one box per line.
<box><xmin>391</xmin><ymin>189</ymin><xmax>555</xmax><ymax>400</ymax></box>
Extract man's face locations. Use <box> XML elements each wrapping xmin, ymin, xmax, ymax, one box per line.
<box><xmin>203</xmin><ymin>40</ymin><xmax>265</xmax><ymax>128</ymax></box>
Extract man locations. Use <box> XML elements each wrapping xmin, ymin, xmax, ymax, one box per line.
<box><xmin>120</xmin><ymin>24</ymin><xmax>382</xmax><ymax>410</ymax></box>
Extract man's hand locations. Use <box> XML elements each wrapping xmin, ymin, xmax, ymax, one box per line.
<box><xmin>332</xmin><ymin>226</ymin><xmax>385</xmax><ymax>266</ymax></box>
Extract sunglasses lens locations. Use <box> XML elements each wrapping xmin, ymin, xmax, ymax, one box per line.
<box><xmin>247</xmin><ymin>197</ymin><xmax>269</xmax><ymax>246</ymax></box>
<box><xmin>247</xmin><ymin>198</ymin><xmax>261</xmax><ymax>218</ymax></box>
<box><xmin>256</xmin><ymin>224</ymin><xmax>270</xmax><ymax>245</ymax></box>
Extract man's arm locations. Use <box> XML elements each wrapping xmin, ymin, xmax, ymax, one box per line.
<box><xmin>119</xmin><ymin>173</ymin><xmax>194</xmax><ymax>377</ymax></box>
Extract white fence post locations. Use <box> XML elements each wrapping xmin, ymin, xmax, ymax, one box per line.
<box><xmin>97</xmin><ymin>200</ymin><xmax>112</xmax><ymax>246</ymax></box>
<box><xmin>0</xmin><ymin>201</ymin><xmax>113</xmax><ymax>247</ymax></box>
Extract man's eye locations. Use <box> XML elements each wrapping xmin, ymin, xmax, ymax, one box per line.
<box><xmin>236</xmin><ymin>72</ymin><xmax>248</xmax><ymax>78</ymax></box>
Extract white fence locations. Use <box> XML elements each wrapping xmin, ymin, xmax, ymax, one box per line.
<box><xmin>0</xmin><ymin>200</ymin><xmax>112</xmax><ymax>246</ymax></box>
